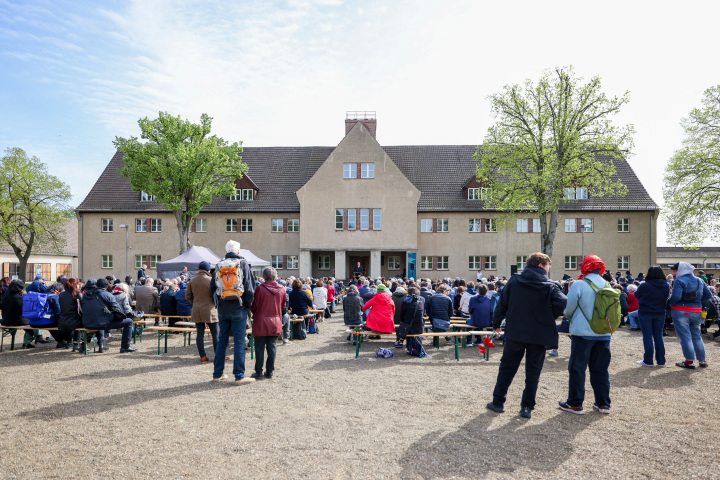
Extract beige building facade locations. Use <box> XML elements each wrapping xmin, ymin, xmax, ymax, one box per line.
<box><xmin>77</xmin><ymin>116</ymin><xmax>659</xmax><ymax>282</ymax></box>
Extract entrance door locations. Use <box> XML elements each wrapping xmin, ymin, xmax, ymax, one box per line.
<box><xmin>348</xmin><ymin>256</ymin><xmax>368</xmax><ymax>280</ymax></box>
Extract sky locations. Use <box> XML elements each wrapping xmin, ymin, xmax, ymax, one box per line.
<box><xmin>1</xmin><ymin>0</ymin><xmax>719</xmax><ymax>246</ymax></box>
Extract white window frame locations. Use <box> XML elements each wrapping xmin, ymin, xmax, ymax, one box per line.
<box><xmin>360</xmin><ymin>209</ymin><xmax>369</xmax><ymax>230</ymax></box>
<box><xmin>421</xmin><ymin>219</ymin><xmax>433</xmax><ymax>232</ymax></box>
<box><xmin>516</xmin><ymin>255</ymin><xmax>527</xmax><ymax>270</ymax></box>
<box><xmin>335</xmin><ymin>209</ymin><xmax>344</xmax><ymax>230</ymax></box>
<box><xmin>361</xmin><ymin>163</ymin><xmax>374</xmax><ymax>178</ymax></box>
<box><xmin>533</xmin><ymin>219</ymin><xmax>540</xmax><ymax>232</ymax></box>
<box><xmin>102</xmin><ymin>218</ymin><xmax>113</xmax><ymax>232</ymax></box>
<box><xmin>437</xmin><ymin>256</ymin><xmax>449</xmax><ymax>270</ymax></box>
<box><xmin>468</xmin><ymin>256</ymin><xmax>482</xmax><ymax>270</ymax></box>
<box><xmin>195</xmin><ymin>218</ymin><xmax>207</xmax><ymax>232</ymax></box>
<box><xmin>485</xmin><ymin>218</ymin><xmax>497</xmax><ymax>232</ymax></box>
<box><xmin>581</xmin><ymin>218</ymin><xmax>593</xmax><ymax>232</ymax></box>
<box><xmin>484</xmin><ymin>255</ymin><xmax>497</xmax><ymax>270</ymax></box>
<box><xmin>347</xmin><ymin>209</ymin><xmax>356</xmax><ymax>230</ymax></box>
<box><xmin>437</xmin><ymin>219</ymin><xmax>449</xmax><ymax>232</ymax></box>
<box><xmin>287</xmin><ymin>255</ymin><xmax>299</xmax><ymax>269</ymax></box>
<box><xmin>136</xmin><ymin>218</ymin><xmax>147</xmax><ymax>233</ymax></box>
<box><xmin>373</xmin><ymin>209</ymin><xmax>381</xmax><ymax>230</ymax></box>
<box><xmin>565</xmin><ymin>256</ymin><xmax>578</xmax><ymax>270</ymax></box>
<box><xmin>226</xmin><ymin>218</ymin><xmax>237</xmax><ymax>232</ymax></box>
<box><xmin>240</xmin><ymin>219</ymin><xmax>252</xmax><ymax>232</ymax></box>
<box><xmin>517</xmin><ymin>219</ymin><xmax>529</xmax><ymax>233</ymax></box>
<box><xmin>140</xmin><ymin>191</ymin><xmax>155</xmax><ymax>202</ymax></box>
<box><xmin>101</xmin><ymin>255</ymin><xmax>113</xmax><ymax>269</ymax></box>
<box><xmin>387</xmin><ymin>255</ymin><xmax>401</xmax><ymax>270</ymax></box>
<box><xmin>149</xmin><ymin>255</ymin><xmax>161</xmax><ymax>269</ymax></box>
<box><xmin>480</xmin><ymin>188</ymin><xmax>492</xmax><ymax>200</ymax></box>
<box><xmin>271</xmin><ymin>255</ymin><xmax>283</xmax><ymax>269</ymax></box>
<box><xmin>618</xmin><ymin>256</ymin><xmax>630</xmax><ymax>270</ymax></box>
<box><xmin>469</xmin><ymin>218</ymin><xmax>482</xmax><ymax>232</ymax></box>
<box><xmin>230</xmin><ymin>188</ymin><xmax>242</xmax><ymax>201</ymax></box>
<box><xmin>271</xmin><ymin>218</ymin><xmax>284</xmax><ymax>233</ymax></box>
<box><xmin>343</xmin><ymin>163</ymin><xmax>357</xmax><ymax>179</ymax></box>
<box><xmin>618</xmin><ymin>218</ymin><xmax>630</xmax><ymax>232</ymax></box>
<box><xmin>318</xmin><ymin>255</ymin><xmax>330</xmax><ymax>270</ymax></box>
<box><xmin>287</xmin><ymin>219</ymin><xmax>299</xmax><ymax>232</ymax></box>
<box><xmin>242</xmin><ymin>189</ymin><xmax>253</xmax><ymax>201</ymax></box>
<box><xmin>420</xmin><ymin>256</ymin><xmax>433</xmax><ymax>270</ymax></box>
<box><xmin>565</xmin><ymin>219</ymin><xmax>577</xmax><ymax>232</ymax></box>
<box><xmin>135</xmin><ymin>255</ymin><xmax>144</xmax><ymax>269</ymax></box>
<box><xmin>150</xmin><ymin>218</ymin><xmax>162</xmax><ymax>232</ymax></box>
<box><xmin>468</xmin><ymin>188</ymin><xmax>480</xmax><ymax>200</ymax></box>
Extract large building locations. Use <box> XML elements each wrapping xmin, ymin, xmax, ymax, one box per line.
<box><xmin>77</xmin><ymin>115</ymin><xmax>658</xmax><ymax>281</ymax></box>
<box><xmin>1</xmin><ymin>219</ymin><xmax>78</xmax><ymax>281</ymax></box>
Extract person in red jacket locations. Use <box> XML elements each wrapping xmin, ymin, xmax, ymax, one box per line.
<box><xmin>250</xmin><ymin>267</ymin><xmax>286</xmax><ymax>380</ymax></box>
<box><xmin>326</xmin><ymin>278</ymin><xmax>336</xmax><ymax>313</ymax></box>
<box><xmin>362</xmin><ymin>284</ymin><xmax>395</xmax><ymax>333</ymax></box>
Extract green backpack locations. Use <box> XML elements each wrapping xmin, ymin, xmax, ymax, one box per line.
<box><xmin>578</xmin><ymin>279</ymin><xmax>622</xmax><ymax>334</ymax></box>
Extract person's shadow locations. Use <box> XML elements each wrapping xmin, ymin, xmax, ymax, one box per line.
<box><xmin>397</xmin><ymin>410</ymin><xmax>600</xmax><ymax>479</ymax></box>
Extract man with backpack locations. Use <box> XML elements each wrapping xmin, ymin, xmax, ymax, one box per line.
<box><xmin>210</xmin><ymin>240</ymin><xmax>255</xmax><ymax>384</ymax></box>
<box><xmin>669</xmin><ymin>262</ymin><xmax>712</xmax><ymax>369</ymax></box>
<box><xmin>560</xmin><ymin>255</ymin><xmax>619</xmax><ymax>415</ymax></box>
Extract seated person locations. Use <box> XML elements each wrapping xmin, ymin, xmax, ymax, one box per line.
<box><xmin>428</xmin><ymin>284</ymin><xmax>454</xmax><ymax>347</ymax></box>
<box><xmin>361</xmin><ymin>284</ymin><xmax>395</xmax><ymax>333</ymax></box>
<box><xmin>468</xmin><ymin>284</ymin><xmax>492</xmax><ymax>346</ymax></box>
<box><xmin>1</xmin><ymin>279</ymin><xmax>35</xmax><ymax>348</ymax></box>
<box><xmin>81</xmin><ymin>278</ymin><xmax>136</xmax><ymax>353</ymax></box>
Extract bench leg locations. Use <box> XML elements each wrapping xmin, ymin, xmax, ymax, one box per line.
<box><xmin>290</xmin><ymin>324</ymin><xmax>294</xmax><ymax>341</ymax></box>
<box><xmin>250</xmin><ymin>334</ymin><xmax>254</xmax><ymax>360</ymax></box>
<box><xmin>355</xmin><ymin>333</ymin><xmax>362</xmax><ymax>359</ymax></box>
<box><xmin>156</xmin><ymin>330</ymin><xmax>162</xmax><ymax>355</ymax></box>
<box><xmin>454</xmin><ymin>336</ymin><xmax>459</xmax><ymax>362</ymax></box>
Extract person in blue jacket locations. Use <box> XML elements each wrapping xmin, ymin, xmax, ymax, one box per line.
<box><xmin>668</xmin><ymin>262</ymin><xmax>712</xmax><ymax>369</ymax></box>
<box><xmin>175</xmin><ymin>282</ymin><xmax>193</xmax><ymax>316</ymax></box>
<box><xmin>26</xmin><ymin>275</ymin><xmax>49</xmax><ymax>293</ymax></box>
<box><xmin>634</xmin><ymin>266</ymin><xmax>670</xmax><ymax>366</ymax></box>
<box><xmin>468</xmin><ymin>284</ymin><xmax>492</xmax><ymax>346</ymax></box>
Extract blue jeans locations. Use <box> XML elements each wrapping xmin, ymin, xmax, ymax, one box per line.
<box><xmin>672</xmin><ymin>310</ymin><xmax>706</xmax><ymax>362</ymax></box>
<box><xmin>213</xmin><ymin>309</ymin><xmax>248</xmax><ymax>380</ymax></box>
<box><xmin>628</xmin><ymin>311</ymin><xmax>639</xmax><ymax>329</ymax></box>
<box><xmin>566</xmin><ymin>336</ymin><xmax>611</xmax><ymax>408</ymax></box>
<box><xmin>638</xmin><ymin>313</ymin><xmax>665</xmax><ymax>365</ymax></box>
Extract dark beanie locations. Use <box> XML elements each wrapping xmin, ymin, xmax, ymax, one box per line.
<box><xmin>97</xmin><ymin>278</ymin><xmax>109</xmax><ymax>289</ymax></box>
<box><xmin>198</xmin><ymin>261</ymin><xmax>211</xmax><ymax>271</ymax></box>
<box><xmin>85</xmin><ymin>279</ymin><xmax>97</xmax><ymax>289</ymax></box>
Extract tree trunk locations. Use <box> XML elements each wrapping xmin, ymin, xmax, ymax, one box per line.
<box><xmin>174</xmin><ymin>210</ymin><xmax>188</xmax><ymax>255</ymax></box>
<box><xmin>10</xmin><ymin>232</ymin><xmax>34</xmax><ymax>283</ymax></box>
<box><xmin>539</xmin><ymin>210</ymin><xmax>559</xmax><ymax>258</ymax></box>
<box><xmin>17</xmin><ymin>256</ymin><xmax>28</xmax><ymax>284</ymax></box>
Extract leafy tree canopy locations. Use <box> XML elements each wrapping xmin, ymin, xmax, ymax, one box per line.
<box><xmin>114</xmin><ymin>112</ymin><xmax>245</xmax><ymax>254</ymax></box>
<box><xmin>474</xmin><ymin>66</ymin><xmax>633</xmax><ymax>256</ymax></box>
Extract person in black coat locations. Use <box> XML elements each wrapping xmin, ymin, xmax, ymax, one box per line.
<box><xmin>81</xmin><ymin>278</ymin><xmax>136</xmax><ymax>353</ymax></box>
<box><xmin>0</xmin><ymin>279</ymin><xmax>35</xmax><ymax>348</ymax></box>
<box><xmin>58</xmin><ymin>277</ymin><xmax>84</xmax><ymax>352</ymax></box>
<box><xmin>487</xmin><ymin>252</ymin><xmax>567</xmax><ymax>419</ymax></box>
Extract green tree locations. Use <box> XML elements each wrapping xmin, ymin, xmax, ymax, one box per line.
<box><xmin>0</xmin><ymin>148</ymin><xmax>72</xmax><ymax>282</ymax></box>
<box><xmin>114</xmin><ymin>112</ymin><xmax>246</xmax><ymax>254</ymax></box>
<box><xmin>663</xmin><ymin>86</ymin><xmax>720</xmax><ymax>246</ymax></box>
<box><xmin>474</xmin><ymin>66</ymin><xmax>633</xmax><ymax>257</ymax></box>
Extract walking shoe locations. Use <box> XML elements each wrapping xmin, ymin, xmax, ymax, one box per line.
<box><xmin>520</xmin><ymin>406</ymin><xmax>532</xmax><ymax>418</ymax></box>
<box><xmin>393</xmin><ymin>341</ymin><xmax>403</xmax><ymax>348</ymax></box>
<box><xmin>72</xmin><ymin>343</ymin><xmax>80</xmax><ymax>352</ymax></box>
<box><xmin>235</xmin><ymin>377</ymin><xmax>256</xmax><ymax>385</ymax></box>
<box><xmin>558</xmin><ymin>401</ymin><xmax>585</xmax><ymax>414</ymax></box>
<box><xmin>548</xmin><ymin>349</ymin><xmax>559</xmax><ymax>357</ymax></box>
<box><xmin>636</xmin><ymin>360</ymin><xmax>653</xmax><ymax>366</ymax></box>
<box><xmin>485</xmin><ymin>402</ymin><xmax>504</xmax><ymax>413</ymax></box>
<box><xmin>200</xmin><ymin>356</ymin><xmax>209</xmax><ymax>363</ymax></box>
<box><xmin>120</xmin><ymin>347</ymin><xmax>137</xmax><ymax>353</ymax></box>
<box><xmin>264</xmin><ymin>372</ymin><xmax>273</xmax><ymax>379</ymax></box>
<box><xmin>466</xmin><ymin>342</ymin><xmax>474</xmax><ymax>347</ymax></box>
<box><xmin>212</xmin><ymin>374</ymin><xmax>228</xmax><ymax>382</ymax></box>
<box><xmin>35</xmin><ymin>336</ymin><xmax>50</xmax><ymax>344</ymax></box>
<box><xmin>698</xmin><ymin>361</ymin><xmax>708</xmax><ymax>368</ymax></box>
<box><xmin>283</xmin><ymin>338</ymin><xmax>290</xmax><ymax>345</ymax></box>
<box><xmin>21</xmin><ymin>343</ymin><xmax>35</xmax><ymax>349</ymax></box>
<box><xmin>593</xmin><ymin>404</ymin><xmax>610</xmax><ymax>414</ymax></box>
<box><xmin>675</xmin><ymin>361</ymin><xmax>696</xmax><ymax>369</ymax></box>
<box><xmin>56</xmin><ymin>341</ymin><xmax>68</xmax><ymax>349</ymax></box>
<box><xmin>250</xmin><ymin>372</ymin><xmax>265</xmax><ymax>381</ymax></box>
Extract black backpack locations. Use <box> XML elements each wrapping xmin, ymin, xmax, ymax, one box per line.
<box><xmin>292</xmin><ymin>320</ymin><xmax>307</xmax><ymax>340</ymax></box>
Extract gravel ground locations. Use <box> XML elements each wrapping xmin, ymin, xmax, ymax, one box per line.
<box><xmin>1</xmin><ymin>307</ymin><xmax>718</xmax><ymax>480</ymax></box>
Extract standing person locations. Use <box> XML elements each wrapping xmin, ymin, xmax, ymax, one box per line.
<box><xmin>560</xmin><ymin>255</ymin><xmax>614</xmax><ymax>415</ymax></box>
<box><xmin>326</xmin><ymin>279</ymin><xmax>336</xmax><ymax>313</ymax></box>
<box><xmin>669</xmin><ymin>262</ymin><xmax>712</xmax><ymax>369</ymax></box>
<box><xmin>486</xmin><ymin>252</ymin><xmax>566</xmax><ymax>419</ymax></box>
<box><xmin>185</xmin><ymin>262</ymin><xmax>219</xmax><ymax>363</ymax></box>
<box><xmin>250</xmin><ymin>267</ymin><xmax>286</xmax><ymax>380</ymax></box>
<box><xmin>634</xmin><ymin>266</ymin><xmax>670</xmax><ymax>366</ymax></box>
<box><xmin>138</xmin><ymin>264</ymin><xmax>147</xmax><ymax>282</ymax></box>
<box><xmin>210</xmin><ymin>240</ymin><xmax>255</xmax><ymax>384</ymax></box>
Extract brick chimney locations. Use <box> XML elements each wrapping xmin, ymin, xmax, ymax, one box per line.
<box><xmin>345</xmin><ymin>111</ymin><xmax>376</xmax><ymax>139</ymax></box>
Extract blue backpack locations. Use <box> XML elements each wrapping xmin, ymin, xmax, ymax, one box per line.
<box><xmin>308</xmin><ymin>315</ymin><xmax>318</xmax><ymax>334</ymax></box>
<box><xmin>22</xmin><ymin>291</ymin><xmax>51</xmax><ymax>325</ymax></box>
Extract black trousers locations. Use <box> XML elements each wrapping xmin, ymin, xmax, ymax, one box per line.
<box><xmin>254</xmin><ymin>336</ymin><xmax>277</xmax><ymax>375</ymax></box>
<box><xmin>491</xmin><ymin>339</ymin><xmax>547</xmax><ymax>409</ymax></box>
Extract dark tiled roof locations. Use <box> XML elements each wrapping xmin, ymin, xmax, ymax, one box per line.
<box><xmin>657</xmin><ymin>247</ymin><xmax>720</xmax><ymax>257</ymax></box>
<box><xmin>77</xmin><ymin>147</ymin><xmax>658</xmax><ymax>213</ymax></box>
<box><xmin>0</xmin><ymin>219</ymin><xmax>78</xmax><ymax>256</ymax></box>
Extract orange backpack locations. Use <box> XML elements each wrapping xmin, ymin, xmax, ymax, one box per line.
<box><xmin>214</xmin><ymin>258</ymin><xmax>245</xmax><ymax>300</ymax></box>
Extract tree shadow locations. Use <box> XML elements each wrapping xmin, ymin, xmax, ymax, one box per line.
<box><xmin>610</xmin><ymin>366</ymin><xmax>695</xmax><ymax>389</ymax></box>
<box><xmin>398</xmin><ymin>410</ymin><xmax>601</xmax><ymax>479</ymax></box>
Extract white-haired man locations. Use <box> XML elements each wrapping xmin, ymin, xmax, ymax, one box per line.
<box><xmin>210</xmin><ymin>240</ymin><xmax>256</xmax><ymax>384</ymax></box>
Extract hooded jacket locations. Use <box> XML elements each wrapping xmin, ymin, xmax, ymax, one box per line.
<box><xmin>565</xmin><ymin>273</ymin><xmax>611</xmax><ymax>338</ymax></box>
<box><xmin>399</xmin><ymin>294</ymin><xmax>425</xmax><ymax>335</ymax></box>
<box><xmin>342</xmin><ymin>292</ymin><xmax>364</xmax><ymax>325</ymax></box>
<box><xmin>391</xmin><ymin>286</ymin><xmax>408</xmax><ymax>323</ymax></box>
<box><xmin>362</xmin><ymin>292</ymin><xmax>395</xmax><ymax>333</ymax></box>
<box><xmin>635</xmin><ymin>279</ymin><xmax>670</xmax><ymax>316</ymax></box>
<box><xmin>1</xmin><ymin>281</ymin><xmax>26</xmax><ymax>326</ymax></box>
<box><xmin>493</xmin><ymin>265</ymin><xmax>567</xmax><ymax>347</ymax></box>
<box><xmin>468</xmin><ymin>294</ymin><xmax>492</xmax><ymax>328</ymax></box>
<box><xmin>81</xmin><ymin>286</ymin><xmax>124</xmax><ymax>330</ymax></box>
<box><xmin>251</xmin><ymin>280</ymin><xmax>286</xmax><ymax>337</ymax></box>
<box><xmin>669</xmin><ymin>262</ymin><xmax>712</xmax><ymax>312</ymax></box>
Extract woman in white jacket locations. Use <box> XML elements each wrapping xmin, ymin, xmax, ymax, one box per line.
<box><xmin>312</xmin><ymin>279</ymin><xmax>328</xmax><ymax>311</ymax></box>
<box><xmin>459</xmin><ymin>281</ymin><xmax>476</xmax><ymax>316</ymax></box>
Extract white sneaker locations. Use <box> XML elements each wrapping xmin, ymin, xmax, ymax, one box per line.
<box><xmin>282</xmin><ymin>339</ymin><xmax>290</xmax><ymax>345</ymax></box>
<box><xmin>212</xmin><ymin>374</ymin><xmax>228</xmax><ymax>382</ymax></box>
<box><xmin>636</xmin><ymin>360</ymin><xmax>653</xmax><ymax>367</ymax></box>
<box><xmin>593</xmin><ymin>404</ymin><xmax>610</xmax><ymax>414</ymax></box>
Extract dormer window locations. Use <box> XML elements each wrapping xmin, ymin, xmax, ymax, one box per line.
<box><xmin>468</xmin><ymin>187</ymin><xmax>491</xmax><ymax>200</ymax></box>
<box><xmin>140</xmin><ymin>191</ymin><xmax>155</xmax><ymax>202</ymax></box>
<box><xmin>564</xmin><ymin>187</ymin><xmax>588</xmax><ymax>200</ymax></box>
<box><xmin>230</xmin><ymin>188</ymin><xmax>254</xmax><ymax>201</ymax></box>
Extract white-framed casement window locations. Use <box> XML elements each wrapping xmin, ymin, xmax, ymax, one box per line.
<box><xmin>420</xmin><ymin>256</ymin><xmax>433</xmax><ymax>270</ymax></box>
<box><xmin>361</xmin><ymin>163</ymin><xmax>374</xmax><ymax>178</ymax></box>
<box><xmin>140</xmin><ymin>191</ymin><xmax>155</xmax><ymax>202</ymax></box>
<box><xmin>195</xmin><ymin>219</ymin><xmax>207</xmax><ymax>232</ymax></box>
<box><xmin>135</xmin><ymin>255</ymin><xmax>144</xmax><ymax>268</ymax></box>
<box><xmin>469</xmin><ymin>256</ymin><xmax>482</xmax><ymax>269</ymax></box>
<box><xmin>136</xmin><ymin>218</ymin><xmax>147</xmax><ymax>233</ymax></box>
<box><xmin>242</xmin><ymin>189</ymin><xmax>253</xmax><ymax>201</ymax></box>
<box><xmin>387</xmin><ymin>256</ymin><xmax>401</xmax><ymax>270</ymax></box>
<box><xmin>581</xmin><ymin>218</ymin><xmax>593</xmax><ymax>232</ymax></box>
<box><xmin>565</xmin><ymin>219</ymin><xmax>577</xmax><ymax>232</ymax></box>
<box><xmin>230</xmin><ymin>188</ymin><xmax>241</xmax><ymax>201</ymax></box>
<box><xmin>149</xmin><ymin>255</ymin><xmax>161</xmax><ymax>268</ymax></box>
<box><xmin>360</xmin><ymin>209</ymin><xmax>369</xmax><ymax>230</ymax></box>
<box><xmin>240</xmin><ymin>219</ymin><xmax>252</xmax><ymax>232</ymax></box>
<box><xmin>271</xmin><ymin>218</ymin><xmax>284</xmax><ymax>232</ymax></box>
<box><xmin>318</xmin><ymin>255</ymin><xmax>330</xmax><ymax>270</ymax></box>
<box><xmin>335</xmin><ymin>209</ymin><xmax>344</xmax><ymax>229</ymax></box>
<box><xmin>533</xmin><ymin>219</ymin><xmax>540</xmax><ymax>231</ymax></box>
<box><xmin>343</xmin><ymin>163</ymin><xmax>357</xmax><ymax>179</ymax></box>
<box><xmin>565</xmin><ymin>256</ymin><xmax>578</xmax><ymax>270</ymax></box>
<box><xmin>517</xmin><ymin>255</ymin><xmax>527</xmax><ymax>270</ymax></box>
<box><xmin>151</xmin><ymin>219</ymin><xmax>162</xmax><ymax>232</ymax></box>
<box><xmin>484</xmin><ymin>218</ymin><xmax>497</xmax><ymax>232</ymax></box>
<box><xmin>373</xmin><ymin>209</ymin><xmax>381</xmax><ymax>230</ymax></box>
<box><xmin>421</xmin><ymin>219</ymin><xmax>433</xmax><ymax>232</ymax></box>
<box><xmin>437</xmin><ymin>219</ymin><xmax>449</xmax><ymax>232</ymax></box>
<box><xmin>564</xmin><ymin>187</ymin><xmax>588</xmax><ymax>200</ymax></box>
<box><xmin>517</xmin><ymin>219</ymin><xmax>529</xmax><ymax>232</ymax></box>
<box><xmin>484</xmin><ymin>255</ymin><xmax>497</xmax><ymax>270</ymax></box>
<box><xmin>347</xmin><ymin>209</ymin><xmax>356</xmax><ymax>230</ymax></box>
<box><xmin>618</xmin><ymin>218</ymin><xmax>630</xmax><ymax>232</ymax></box>
<box><xmin>271</xmin><ymin>255</ymin><xmax>283</xmax><ymax>269</ymax></box>
<box><xmin>469</xmin><ymin>218</ymin><xmax>482</xmax><ymax>232</ymax></box>
<box><xmin>226</xmin><ymin>219</ymin><xmax>237</xmax><ymax>232</ymax></box>
<box><xmin>102</xmin><ymin>218</ymin><xmax>113</xmax><ymax>232</ymax></box>
<box><xmin>287</xmin><ymin>255</ymin><xmax>299</xmax><ymax>269</ymax></box>
<box><xmin>468</xmin><ymin>188</ymin><xmax>480</xmax><ymax>200</ymax></box>
<box><xmin>480</xmin><ymin>188</ymin><xmax>492</xmax><ymax>200</ymax></box>
<box><xmin>618</xmin><ymin>256</ymin><xmax>630</xmax><ymax>270</ymax></box>
<box><xmin>437</xmin><ymin>256</ymin><xmax>449</xmax><ymax>270</ymax></box>
<box><xmin>287</xmin><ymin>219</ymin><xmax>299</xmax><ymax>232</ymax></box>
<box><xmin>101</xmin><ymin>255</ymin><xmax>113</xmax><ymax>269</ymax></box>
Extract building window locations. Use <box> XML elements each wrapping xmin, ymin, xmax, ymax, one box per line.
<box><xmin>517</xmin><ymin>255</ymin><xmax>527</xmax><ymax>270</ymax></box>
<box><xmin>360</xmin><ymin>209</ymin><xmax>369</xmax><ymax>230</ymax></box>
<box><xmin>135</xmin><ymin>255</ymin><xmax>144</xmax><ymax>268</ymax></box>
<box><xmin>56</xmin><ymin>263</ymin><xmax>72</xmax><ymax>277</ymax></box>
<box><xmin>101</xmin><ymin>255</ymin><xmax>113</xmax><ymax>269</ymax></box>
<box><xmin>140</xmin><ymin>191</ymin><xmax>155</xmax><ymax>202</ymax></box>
<box><xmin>287</xmin><ymin>255</ymin><xmax>299</xmax><ymax>269</ymax></box>
<box><xmin>533</xmin><ymin>219</ymin><xmax>540</xmax><ymax>231</ymax></box>
<box><xmin>565</xmin><ymin>219</ymin><xmax>577</xmax><ymax>233</ymax></box>
<box><xmin>421</xmin><ymin>219</ymin><xmax>433</xmax><ymax>232</ymax></box>
<box><xmin>150</xmin><ymin>219</ymin><xmax>162</xmax><ymax>232</ymax></box>
<box><xmin>469</xmin><ymin>219</ymin><xmax>483</xmax><ymax>232</ymax></box>
<box><xmin>230</xmin><ymin>188</ymin><xmax>241</xmax><ymax>201</ymax></box>
<box><xmin>581</xmin><ymin>218</ymin><xmax>593</xmax><ymax>232</ymax></box>
<box><xmin>618</xmin><ymin>218</ymin><xmax>630</xmax><ymax>232</ymax></box>
<box><xmin>336</xmin><ymin>209</ymin><xmax>344</xmax><ymax>230</ymax></box>
<box><xmin>272</xmin><ymin>219</ymin><xmax>284</xmax><ymax>232</ymax></box>
<box><xmin>136</xmin><ymin>219</ymin><xmax>147</xmax><ymax>233</ymax></box>
<box><xmin>195</xmin><ymin>219</ymin><xmax>207</xmax><ymax>232</ymax></box>
<box><xmin>618</xmin><ymin>256</ymin><xmax>630</xmax><ymax>270</ymax></box>
<box><xmin>271</xmin><ymin>255</ymin><xmax>283</xmax><ymax>269</ymax></box>
<box><xmin>226</xmin><ymin>219</ymin><xmax>237</xmax><ymax>232</ymax></box>
<box><xmin>437</xmin><ymin>256</ymin><xmax>449</xmax><ymax>270</ymax></box>
<box><xmin>480</xmin><ymin>188</ymin><xmax>492</xmax><ymax>200</ymax></box>
<box><xmin>387</xmin><ymin>256</ymin><xmax>400</xmax><ymax>270</ymax></box>
<box><xmin>469</xmin><ymin>256</ymin><xmax>482</xmax><ymax>269</ymax></box>
<box><xmin>240</xmin><ymin>219</ymin><xmax>252</xmax><ymax>232</ymax></box>
<box><xmin>348</xmin><ymin>209</ymin><xmax>356</xmax><ymax>230</ymax></box>
<box><xmin>343</xmin><ymin>163</ymin><xmax>357</xmax><ymax>179</ymax></box>
<box><xmin>102</xmin><ymin>218</ymin><xmax>113</xmax><ymax>232</ymax></box>
<box><xmin>318</xmin><ymin>255</ymin><xmax>330</xmax><ymax>270</ymax></box>
<box><xmin>564</xmin><ymin>187</ymin><xmax>588</xmax><ymax>200</ymax></box>
<box><xmin>361</xmin><ymin>163</ymin><xmax>374</xmax><ymax>178</ymax></box>
<box><xmin>484</xmin><ymin>219</ymin><xmax>497</xmax><ymax>233</ymax></box>
<box><xmin>242</xmin><ymin>189</ymin><xmax>253</xmax><ymax>201</ymax></box>
<box><xmin>149</xmin><ymin>255</ymin><xmax>161</xmax><ymax>268</ymax></box>
<box><xmin>420</xmin><ymin>256</ymin><xmax>433</xmax><ymax>270</ymax></box>
<box><xmin>517</xmin><ymin>219</ymin><xmax>529</xmax><ymax>233</ymax></box>
<box><xmin>437</xmin><ymin>219</ymin><xmax>449</xmax><ymax>232</ymax></box>
<box><xmin>468</xmin><ymin>188</ymin><xmax>480</xmax><ymax>200</ymax></box>
<box><xmin>288</xmin><ymin>219</ymin><xmax>299</xmax><ymax>232</ymax></box>
<box><xmin>373</xmin><ymin>209</ymin><xmax>381</xmax><ymax>230</ymax></box>
<box><xmin>484</xmin><ymin>256</ymin><xmax>497</xmax><ymax>270</ymax></box>
<box><xmin>565</xmin><ymin>256</ymin><xmax>578</xmax><ymax>270</ymax></box>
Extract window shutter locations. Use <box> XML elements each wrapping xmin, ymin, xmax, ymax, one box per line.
<box><xmin>575</xmin><ymin>218</ymin><xmax>582</xmax><ymax>233</ymax></box>
<box><xmin>481</xmin><ymin>256</ymin><xmax>486</xmax><ymax>270</ymax></box>
<box><xmin>282</xmin><ymin>255</ymin><xmax>287</xmax><ymax>270</ymax></box>
<box><xmin>191</xmin><ymin>220</ymin><xmax>196</xmax><ymax>233</ymax></box>
<box><xmin>577</xmin><ymin>255</ymin><xmax>583</xmax><ymax>267</ymax></box>
<box><xmin>342</xmin><ymin>209</ymin><xmax>348</xmax><ymax>230</ymax></box>
<box><xmin>480</xmin><ymin>218</ymin><xmax>486</xmax><ymax>233</ymax></box>
<box><xmin>356</xmin><ymin>163</ymin><xmax>361</xmax><ymax>178</ymax></box>
<box><xmin>283</xmin><ymin>218</ymin><xmax>288</xmax><ymax>233</ymax></box>
<box><xmin>528</xmin><ymin>218</ymin><xmax>533</xmax><ymax>233</ymax></box>
<box><xmin>146</xmin><ymin>218</ymin><xmax>151</xmax><ymax>233</ymax></box>
<box><xmin>368</xmin><ymin>209</ymin><xmax>374</xmax><ymax>230</ymax></box>
<box><xmin>432</xmin><ymin>218</ymin><xmax>437</xmax><ymax>233</ymax></box>
<box><xmin>146</xmin><ymin>255</ymin><xmax>151</xmax><ymax>268</ymax></box>
<box><xmin>2</xmin><ymin>263</ymin><xmax>7</xmax><ymax>277</ymax></box>
<box><xmin>432</xmin><ymin>256</ymin><xmax>437</xmax><ymax>271</ymax></box>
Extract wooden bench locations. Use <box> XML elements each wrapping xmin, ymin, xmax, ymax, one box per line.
<box><xmin>1</xmin><ymin>325</ymin><xmax>56</xmax><ymax>352</ymax></box>
<box><xmin>145</xmin><ymin>326</ymin><xmax>255</xmax><ymax>358</ymax></box>
<box><xmin>142</xmin><ymin>314</ymin><xmax>192</xmax><ymax>326</ymax></box>
<box><xmin>75</xmin><ymin>328</ymin><xmax>101</xmax><ymax>355</ymax></box>
<box><xmin>289</xmin><ymin>315</ymin><xmax>314</xmax><ymax>340</ymax></box>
